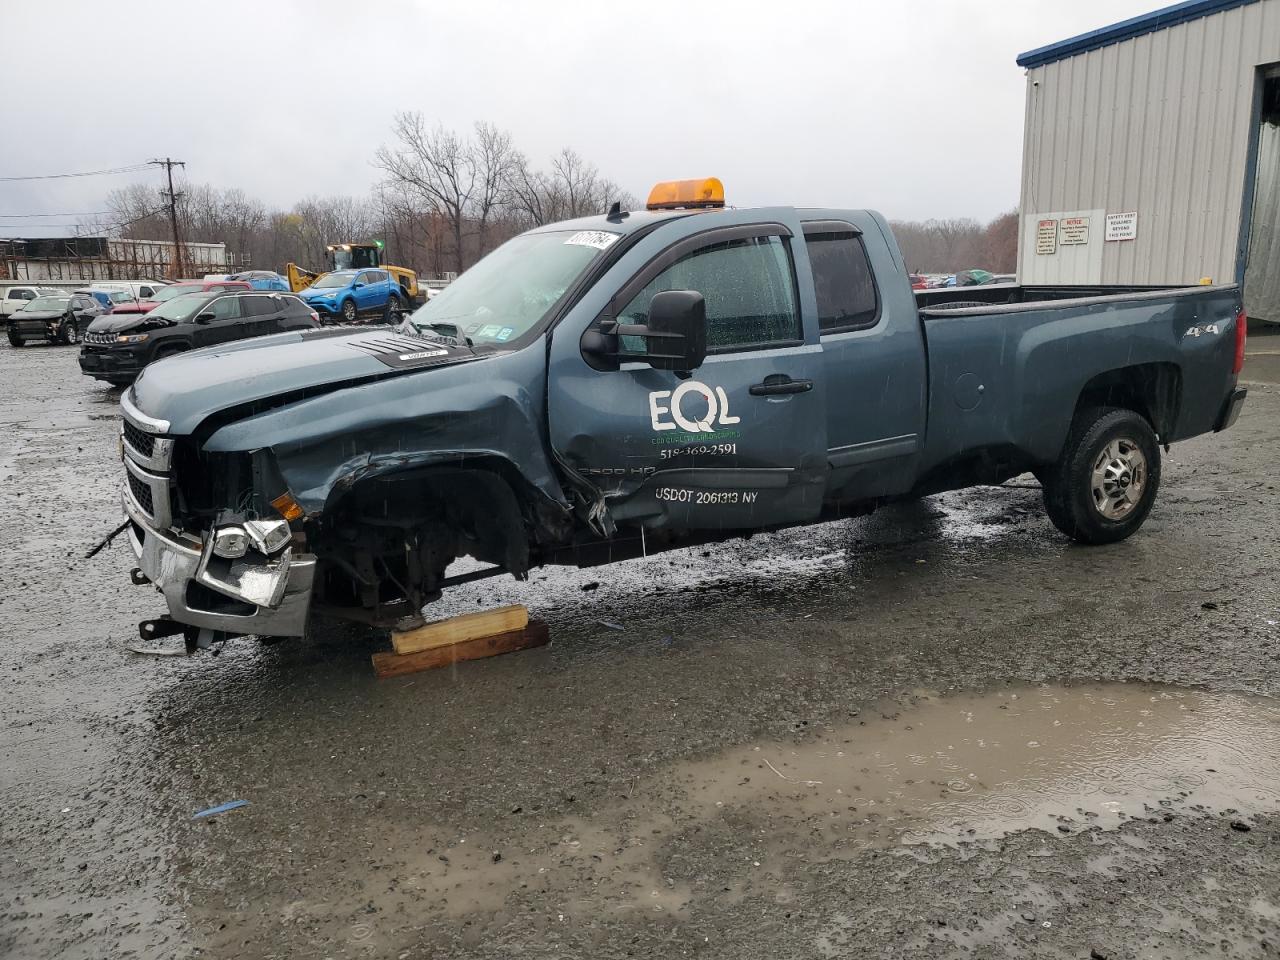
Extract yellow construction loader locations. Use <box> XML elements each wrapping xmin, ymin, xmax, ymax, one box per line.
<box><xmin>287</xmin><ymin>242</ymin><xmax>422</xmax><ymax>304</ymax></box>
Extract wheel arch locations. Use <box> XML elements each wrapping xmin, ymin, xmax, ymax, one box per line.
<box><xmin>1072</xmin><ymin>362</ymin><xmax>1182</xmax><ymax>441</ymax></box>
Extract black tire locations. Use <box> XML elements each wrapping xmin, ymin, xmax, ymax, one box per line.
<box><xmin>385</xmin><ymin>293</ymin><xmax>402</xmax><ymax>322</ymax></box>
<box><xmin>8</xmin><ymin>330</ymin><xmax>23</xmax><ymax>347</ymax></box>
<box><xmin>1041</xmin><ymin>406</ymin><xmax>1161</xmax><ymax>545</ymax></box>
<box><xmin>60</xmin><ymin>319</ymin><xmax>80</xmax><ymax>346</ymax></box>
<box><xmin>341</xmin><ymin>299</ymin><xmax>358</xmax><ymax>324</ymax></box>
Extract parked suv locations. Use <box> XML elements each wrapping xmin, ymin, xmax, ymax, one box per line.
<box><xmin>8</xmin><ymin>293</ymin><xmax>107</xmax><ymax>346</ymax></box>
<box><xmin>298</xmin><ymin>269</ymin><xmax>404</xmax><ymax>323</ymax></box>
<box><xmin>79</xmin><ymin>290</ymin><xmax>320</xmax><ymax>385</ymax></box>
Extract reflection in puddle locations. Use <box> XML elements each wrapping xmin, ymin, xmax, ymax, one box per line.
<box><xmin>679</xmin><ymin>684</ymin><xmax>1280</xmax><ymax>847</ymax></box>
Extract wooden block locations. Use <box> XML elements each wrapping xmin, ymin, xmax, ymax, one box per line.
<box><xmin>372</xmin><ymin>621</ymin><xmax>549</xmax><ymax>679</ymax></box>
<box><xmin>391</xmin><ymin>603</ymin><xmax>528</xmax><ymax>655</ymax></box>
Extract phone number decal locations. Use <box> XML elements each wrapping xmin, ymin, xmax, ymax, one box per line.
<box><xmin>658</xmin><ymin>443</ymin><xmax>737</xmax><ymax>460</ymax></box>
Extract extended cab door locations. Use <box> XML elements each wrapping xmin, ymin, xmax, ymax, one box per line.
<box><xmin>801</xmin><ymin>216</ymin><xmax>927</xmax><ymax>499</ymax></box>
<box><xmin>549</xmin><ymin>216</ymin><xmax>827</xmax><ymax>531</ymax></box>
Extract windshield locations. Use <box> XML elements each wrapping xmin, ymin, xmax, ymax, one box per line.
<box><xmin>311</xmin><ymin>273</ymin><xmax>354</xmax><ymax>289</ymax></box>
<box><xmin>27</xmin><ymin>296</ymin><xmax>69</xmax><ymax>311</ymax></box>
<box><xmin>145</xmin><ymin>293</ymin><xmax>212</xmax><ymax>323</ymax></box>
<box><xmin>407</xmin><ymin>230</ymin><xmax>614</xmax><ymax>344</ymax></box>
<box><xmin>151</xmin><ymin>284</ymin><xmax>202</xmax><ymax>303</ymax></box>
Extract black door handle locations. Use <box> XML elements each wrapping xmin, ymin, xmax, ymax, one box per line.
<box><xmin>749</xmin><ymin>374</ymin><xmax>813</xmax><ymax>396</ymax></box>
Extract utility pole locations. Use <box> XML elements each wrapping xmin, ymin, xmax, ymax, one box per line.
<box><xmin>150</xmin><ymin>158</ymin><xmax>185</xmax><ymax>279</ymax></box>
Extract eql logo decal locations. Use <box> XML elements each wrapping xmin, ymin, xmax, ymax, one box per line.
<box><xmin>648</xmin><ymin>381</ymin><xmax>740</xmax><ymax>433</ymax></box>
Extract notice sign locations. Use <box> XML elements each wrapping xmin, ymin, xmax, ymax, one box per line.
<box><xmin>1035</xmin><ymin>219</ymin><xmax>1058</xmax><ymax>255</ymax></box>
<box><xmin>1059</xmin><ymin>216</ymin><xmax>1090</xmax><ymax>245</ymax></box>
<box><xmin>1105</xmin><ymin>211</ymin><xmax>1138</xmax><ymax>242</ymax></box>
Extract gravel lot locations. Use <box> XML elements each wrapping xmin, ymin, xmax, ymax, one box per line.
<box><xmin>2</xmin><ymin>329</ymin><xmax>1278</xmax><ymax>959</ymax></box>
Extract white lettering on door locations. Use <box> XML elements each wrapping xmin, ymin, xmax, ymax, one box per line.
<box><xmin>648</xmin><ymin>381</ymin><xmax>739</xmax><ymax>433</ymax></box>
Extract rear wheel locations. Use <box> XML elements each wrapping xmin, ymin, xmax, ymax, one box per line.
<box><xmin>1041</xmin><ymin>406</ymin><xmax>1161</xmax><ymax>544</ymax></box>
<box><xmin>385</xmin><ymin>293</ymin><xmax>402</xmax><ymax>323</ymax></box>
<box><xmin>60</xmin><ymin>319</ymin><xmax>79</xmax><ymax>345</ymax></box>
<box><xmin>341</xmin><ymin>299</ymin><xmax>358</xmax><ymax>324</ymax></box>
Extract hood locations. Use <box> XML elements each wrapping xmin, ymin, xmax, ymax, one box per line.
<box><xmin>12</xmin><ymin>309</ymin><xmax>66</xmax><ymax>322</ymax></box>
<box><xmin>87</xmin><ymin>313</ymin><xmax>172</xmax><ymax>334</ymax></box>
<box><xmin>300</xmin><ymin>286</ymin><xmax>344</xmax><ymax>300</ymax></box>
<box><xmin>109</xmin><ymin>300</ymin><xmax>159</xmax><ymax>314</ymax></box>
<box><xmin>129</xmin><ymin>327</ymin><xmax>483</xmax><ymax>435</ymax></box>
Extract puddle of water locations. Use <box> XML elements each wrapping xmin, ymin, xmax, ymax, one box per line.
<box><xmin>270</xmin><ymin>684</ymin><xmax>1280</xmax><ymax>931</ymax></box>
<box><xmin>677</xmin><ymin>684</ymin><xmax>1280</xmax><ymax>847</ymax></box>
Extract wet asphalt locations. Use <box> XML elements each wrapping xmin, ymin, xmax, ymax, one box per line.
<box><xmin>1</xmin><ymin>331</ymin><xmax>1279</xmax><ymax>959</ymax></box>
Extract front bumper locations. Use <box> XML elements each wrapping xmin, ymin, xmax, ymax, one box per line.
<box><xmin>79</xmin><ymin>344</ymin><xmax>146</xmax><ymax>382</ymax></box>
<box><xmin>124</xmin><ymin>490</ymin><xmax>317</xmax><ymax>637</ymax></box>
<box><xmin>11</xmin><ymin>320</ymin><xmax>60</xmax><ymax>341</ymax></box>
<box><xmin>119</xmin><ymin>396</ymin><xmax>317</xmax><ymax>638</ymax></box>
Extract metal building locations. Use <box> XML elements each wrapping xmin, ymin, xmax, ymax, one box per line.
<box><xmin>1015</xmin><ymin>0</ymin><xmax>1280</xmax><ymax>321</ymax></box>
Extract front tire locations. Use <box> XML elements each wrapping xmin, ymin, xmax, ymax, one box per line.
<box><xmin>8</xmin><ymin>330</ymin><xmax>23</xmax><ymax>348</ymax></box>
<box><xmin>341</xmin><ymin>299</ymin><xmax>358</xmax><ymax>324</ymax></box>
<box><xmin>60</xmin><ymin>319</ymin><xmax>80</xmax><ymax>345</ymax></box>
<box><xmin>1041</xmin><ymin>407</ymin><xmax>1161</xmax><ymax>545</ymax></box>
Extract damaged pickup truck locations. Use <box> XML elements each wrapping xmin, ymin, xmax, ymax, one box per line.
<box><xmin>116</xmin><ymin>178</ymin><xmax>1249</xmax><ymax>645</ymax></box>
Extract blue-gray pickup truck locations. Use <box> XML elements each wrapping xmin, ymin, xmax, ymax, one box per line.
<box><xmin>115</xmin><ymin>180</ymin><xmax>1248</xmax><ymax>643</ymax></box>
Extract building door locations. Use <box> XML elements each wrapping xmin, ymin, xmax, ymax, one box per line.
<box><xmin>1244</xmin><ymin>70</ymin><xmax>1280</xmax><ymax>324</ymax></box>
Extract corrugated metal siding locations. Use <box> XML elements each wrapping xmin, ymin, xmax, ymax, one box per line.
<box><xmin>1019</xmin><ymin>0</ymin><xmax>1280</xmax><ymax>286</ymax></box>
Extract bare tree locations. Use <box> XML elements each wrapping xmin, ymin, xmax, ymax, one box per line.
<box><xmin>375</xmin><ymin>113</ymin><xmax>477</xmax><ymax>272</ymax></box>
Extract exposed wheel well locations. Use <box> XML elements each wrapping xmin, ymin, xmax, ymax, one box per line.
<box><xmin>313</xmin><ymin>459</ymin><xmax>569</xmax><ymax>623</ymax></box>
<box><xmin>1073</xmin><ymin>363</ymin><xmax>1181</xmax><ymax>439</ymax></box>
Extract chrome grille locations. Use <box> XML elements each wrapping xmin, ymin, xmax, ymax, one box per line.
<box><xmin>127</xmin><ymin>470</ymin><xmax>154</xmax><ymax>515</ymax></box>
<box><xmin>122</xmin><ymin>420</ymin><xmax>155</xmax><ymax>457</ymax></box>
<box><xmin>85</xmin><ymin>331</ymin><xmax>115</xmax><ymax>345</ymax></box>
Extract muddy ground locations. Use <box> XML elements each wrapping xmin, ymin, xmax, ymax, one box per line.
<box><xmin>2</xmin><ymin>330</ymin><xmax>1279</xmax><ymax>959</ymax></box>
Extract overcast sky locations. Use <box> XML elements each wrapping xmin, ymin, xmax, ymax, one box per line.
<box><xmin>2</xmin><ymin>0</ymin><xmax>1158</xmax><ymax>237</ymax></box>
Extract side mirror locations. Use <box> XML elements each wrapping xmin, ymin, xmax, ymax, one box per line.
<box><xmin>586</xmin><ymin>290</ymin><xmax>708</xmax><ymax>372</ymax></box>
<box><xmin>352</xmin><ymin>281</ymin><xmax>364</xmax><ymax>289</ymax></box>
<box><xmin>195</xmin><ymin>311</ymin><xmax>216</xmax><ymax>323</ymax></box>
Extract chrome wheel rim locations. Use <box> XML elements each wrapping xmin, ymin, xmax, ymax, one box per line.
<box><xmin>1090</xmin><ymin>437</ymin><xmax>1147</xmax><ymax>520</ymax></box>
<box><xmin>65</xmin><ymin>323</ymin><xmax>78</xmax><ymax>344</ymax></box>
<box><xmin>343</xmin><ymin>302</ymin><xmax>356</xmax><ymax>322</ymax></box>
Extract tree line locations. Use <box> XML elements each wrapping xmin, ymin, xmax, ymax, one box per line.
<box><xmin>97</xmin><ymin>115</ymin><xmax>1016</xmax><ymax>278</ymax></box>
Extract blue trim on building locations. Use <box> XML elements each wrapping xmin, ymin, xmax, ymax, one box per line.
<box><xmin>1016</xmin><ymin>0</ymin><xmax>1260</xmax><ymax>68</ymax></box>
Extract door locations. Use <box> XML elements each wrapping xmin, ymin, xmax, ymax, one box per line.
<box><xmin>71</xmin><ymin>295</ymin><xmax>98</xmax><ymax>333</ymax></box>
<box><xmin>189</xmin><ymin>295</ymin><xmax>247</xmax><ymax>348</ymax></box>
<box><xmin>801</xmin><ymin>219</ymin><xmax>927</xmax><ymax>499</ymax></box>
<box><xmin>240</xmin><ymin>294</ymin><xmax>280</xmax><ymax>337</ymax></box>
<box><xmin>551</xmin><ymin>223</ymin><xmax>828</xmax><ymax>531</ymax></box>
<box><xmin>354</xmin><ymin>271</ymin><xmax>379</xmax><ymax>312</ymax></box>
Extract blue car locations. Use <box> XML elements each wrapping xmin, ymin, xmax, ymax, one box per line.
<box><xmin>297</xmin><ymin>268</ymin><xmax>404</xmax><ymax>324</ymax></box>
<box><xmin>227</xmin><ymin>270</ymin><xmax>290</xmax><ymax>292</ymax></box>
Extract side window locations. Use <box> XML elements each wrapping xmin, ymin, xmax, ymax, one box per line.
<box><xmin>805</xmin><ymin>231</ymin><xmax>879</xmax><ymax>333</ymax></box>
<box><xmin>205</xmin><ymin>296</ymin><xmax>242</xmax><ymax>321</ymax></box>
<box><xmin>15</xmin><ymin>289</ymin><xmax>35</xmax><ymax>301</ymax></box>
<box><xmin>243</xmin><ymin>295</ymin><xmax>276</xmax><ymax>316</ymax></box>
<box><xmin>139</xmin><ymin>286</ymin><xmax>155</xmax><ymax>299</ymax></box>
<box><xmin>618</xmin><ymin>235</ymin><xmax>800</xmax><ymax>353</ymax></box>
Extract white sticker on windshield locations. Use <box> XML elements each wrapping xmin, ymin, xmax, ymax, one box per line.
<box><xmin>564</xmin><ymin>230</ymin><xmax>620</xmax><ymax>250</ymax></box>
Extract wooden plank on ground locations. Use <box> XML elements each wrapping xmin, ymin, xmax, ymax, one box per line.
<box><xmin>391</xmin><ymin>603</ymin><xmax>528</xmax><ymax>655</ymax></box>
<box><xmin>373</xmin><ymin>621</ymin><xmax>549</xmax><ymax>679</ymax></box>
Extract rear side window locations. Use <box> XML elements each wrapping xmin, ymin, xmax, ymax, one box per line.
<box><xmin>139</xmin><ymin>286</ymin><xmax>155</xmax><ymax>298</ymax></box>
<box><xmin>806</xmin><ymin>231</ymin><xmax>879</xmax><ymax>333</ymax></box>
<box><xmin>242</xmin><ymin>295</ymin><xmax>276</xmax><ymax>316</ymax></box>
<box><xmin>618</xmin><ymin>235</ymin><xmax>800</xmax><ymax>353</ymax></box>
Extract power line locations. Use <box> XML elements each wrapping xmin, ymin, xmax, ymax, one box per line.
<box><xmin>0</xmin><ymin>211</ymin><xmax>110</xmax><ymax>218</ymax></box>
<box><xmin>0</xmin><ymin>163</ymin><xmax>151</xmax><ymax>182</ymax></box>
